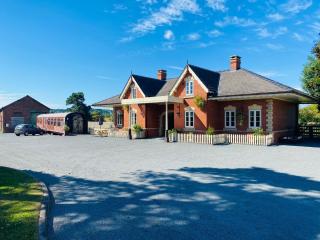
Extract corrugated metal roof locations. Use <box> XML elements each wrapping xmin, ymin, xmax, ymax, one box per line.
<box><xmin>37</xmin><ymin>112</ymin><xmax>71</xmax><ymax>118</ymax></box>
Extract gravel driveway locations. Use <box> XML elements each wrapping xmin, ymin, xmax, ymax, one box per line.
<box><xmin>0</xmin><ymin>134</ymin><xmax>320</xmax><ymax>240</ymax></box>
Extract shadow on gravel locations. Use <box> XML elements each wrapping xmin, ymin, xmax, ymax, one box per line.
<box><xmin>26</xmin><ymin>168</ymin><xmax>320</xmax><ymax>240</ymax></box>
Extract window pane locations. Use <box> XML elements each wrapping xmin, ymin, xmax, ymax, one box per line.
<box><xmin>185</xmin><ymin>112</ymin><xmax>189</xmax><ymax>126</ymax></box>
<box><xmin>190</xmin><ymin>81</ymin><xmax>193</xmax><ymax>94</ymax></box>
<box><xmin>190</xmin><ymin>112</ymin><xmax>194</xmax><ymax>127</ymax></box>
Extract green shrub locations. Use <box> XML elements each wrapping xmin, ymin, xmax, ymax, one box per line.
<box><xmin>194</xmin><ymin>96</ymin><xmax>205</xmax><ymax>109</ymax></box>
<box><xmin>132</xmin><ymin>124</ymin><xmax>142</xmax><ymax>133</ymax></box>
<box><xmin>206</xmin><ymin>126</ymin><xmax>215</xmax><ymax>135</ymax></box>
<box><xmin>64</xmin><ymin>125</ymin><xmax>70</xmax><ymax>133</ymax></box>
<box><xmin>253</xmin><ymin>128</ymin><xmax>264</xmax><ymax>136</ymax></box>
<box><xmin>168</xmin><ymin>129</ymin><xmax>177</xmax><ymax>135</ymax></box>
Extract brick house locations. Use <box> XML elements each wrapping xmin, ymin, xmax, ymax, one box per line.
<box><xmin>0</xmin><ymin>95</ymin><xmax>50</xmax><ymax>133</ymax></box>
<box><xmin>93</xmin><ymin>56</ymin><xmax>314</xmax><ymax>142</ymax></box>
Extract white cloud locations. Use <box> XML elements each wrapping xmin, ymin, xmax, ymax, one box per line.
<box><xmin>208</xmin><ymin>29</ymin><xmax>223</xmax><ymax>37</ymax></box>
<box><xmin>95</xmin><ymin>75</ymin><xmax>111</xmax><ymax>80</ymax></box>
<box><xmin>267</xmin><ymin>13</ymin><xmax>285</xmax><ymax>21</ymax></box>
<box><xmin>266</xmin><ymin>43</ymin><xmax>283</xmax><ymax>50</ymax></box>
<box><xmin>206</xmin><ymin>0</ymin><xmax>227</xmax><ymax>12</ymax></box>
<box><xmin>187</xmin><ymin>32</ymin><xmax>201</xmax><ymax>41</ymax></box>
<box><xmin>168</xmin><ymin>65</ymin><xmax>184</xmax><ymax>70</ymax></box>
<box><xmin>281</xmin><ymin>0</ymin><xmax>312</xmax><ymax>14</ymax></box>
<box><xmin>292</xmin><ymin>32</ymin><xmax>304</xmax><ymax>41</ymax></box>
<box><xmin>131</xmin><ymin>0</ymin><xmax>200</xmax><ymax>35</ymax></box>
<box><xmin>310</xmin><ymin>22</ymin><xmax>320</xmax><ymax>33</ymax></box>
<box><xmin>256</xmin><ymin>26</ymin><xmax>287</xmax><ymax>38</ymax></box>
<box><xmin>164</xmin><ymin>30</ymin><xmax>175</xmax><ymax>40</ymax></box>
<box><xmin>198</xmin><ymin>41</ymin><xmax>215</xmax><ymax>48</ymax></box>
<box><xmin>215</xmin><ymin>16</ymin><xmax>256</xmax><ymax>27</ymax></box>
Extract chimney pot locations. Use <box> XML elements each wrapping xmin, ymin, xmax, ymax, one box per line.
<box><xmin>157</xmin><ymin>69</ymin><xmax>167</xmax><ymax>80</ymax></box>
<box><xmin>230</xmin><ymin>55</ymin><xmax>241</xmax><ymax>71</ymax></box>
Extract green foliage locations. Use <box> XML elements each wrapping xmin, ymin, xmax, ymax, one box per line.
<box><xmin>0</xmin><ymin>167</ymin><xmax>42</xmax><ymax>240</ymax></box>
<box><xmin>194</xmin><ymin>96</ymin><xmax>205</xmax><ymax>109</ymax></box>
<box><xmin>302</xmin><ymin>56</ymin><xmax>320</xmax><ymax>101</ymax></box>
<box><xmin>168</xmin><ymin>128</ymin><xmax>177</xmax><ymax>135</ymax></box>
<box><xmin>132</xmin><ymin>124</ymin><xmax>142</xmax><ymax>133</ymax></box>
<box><xmin>91</xmin><ymin>111</ymin><xmax>102</xmax><ymax>121</ymax></box>
<box><xmin>64</xmin><ymin>125</ymin><xmax>70</xmax><ymax>133</ymax></box>
<box><xmin>299</xmin><ymin>104</ymin><xmax>320</xmax><ymax>124</ymax></box>
<box><xmin>312</xmin><ymin>40</ymin><xmax>320</xmax><ymax>60</ymax></box>
<box><xmin>253</xmin><ymin>128</ymin><xmax>264</xmax><ymax>136</ymax></box>
<box><xmin>206</xmin><ymin>126</ymin><xmax>215</xmax><ymax>135</ymax></box>
<box><xmin>66</xmin><ymin>92</ymin><xmax>91</xmax><ymax>120</ymax></box>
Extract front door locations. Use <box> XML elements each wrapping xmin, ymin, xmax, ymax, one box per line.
<box><xmin>160</xmin><ymin>112</ymin><xmax>174</xmax><ymax>136</ymax></box>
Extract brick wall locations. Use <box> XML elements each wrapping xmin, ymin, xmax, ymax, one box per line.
<box><xmin>1</xmin><ymin>96</ymin><xmax>49</xmax><ymax>133</ymax></box>
<box><xmin>173</xmin><ymin>72</ymin><xmax>208</xmax><ymax>132</ymax></box>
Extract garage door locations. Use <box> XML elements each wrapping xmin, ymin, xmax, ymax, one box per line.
<box><xmin>11</xmin><ymin>117</ymin><xmax>24</xmax><ymax>128</ymax></box>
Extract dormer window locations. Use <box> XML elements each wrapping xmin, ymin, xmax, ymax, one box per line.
<box><xmin>185</xmin><ymin>77</ymin><xmax>194</xmax><ymax>96</ymax></box>
<box><xmin>131</xmin><ymin>86</ymin><xmax>137</xmax><ymax>99</ymax></box>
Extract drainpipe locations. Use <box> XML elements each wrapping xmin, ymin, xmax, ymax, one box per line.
<box><xmin>165</xmin><ymin>100</ymin><xmax>169</xmax><ymax>142</ymax></box>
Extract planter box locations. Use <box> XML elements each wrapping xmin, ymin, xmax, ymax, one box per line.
<box><xmin>132</xmin><ymin>130</ymin><xmax>146</xmax><ymax>139</ymax></box>
<box><xmin>168</xmin><ymin>132</ymin><xmax>177</xmax><ymax>142</ymax></box>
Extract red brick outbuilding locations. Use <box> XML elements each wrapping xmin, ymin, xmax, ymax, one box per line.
<box><xmin>0</xmin><ymin>95</ymin><xmax>50</xmax><ymax>133</ymax></box>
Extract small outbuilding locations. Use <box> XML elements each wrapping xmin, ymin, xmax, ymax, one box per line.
<box><xmin>0</xmin><ymin>95</ymin><xmax>50</xmax><ymax>133</ymax></box>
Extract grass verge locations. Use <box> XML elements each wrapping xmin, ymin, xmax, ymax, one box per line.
<box><xmin>0</xmin><ymin>167</ymin><xmax>43</xmax><ymax>240</ymax></box>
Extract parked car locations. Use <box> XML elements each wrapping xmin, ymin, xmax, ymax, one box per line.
<box><xmin>14</xmin><ymin>124</ymin><xmax>44</xmax><ymax>136</ymax></box>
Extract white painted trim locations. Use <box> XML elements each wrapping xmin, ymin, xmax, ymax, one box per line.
<box><xmin>209</xmin><ymin>93</ymin><xmax>314</xmax><ymax>103</ymax></box>
<box><xmin>169</xmin><ymin>65</ymin><xmax>209</xmax><ymax>95</ymax></box>
<box><xmin>119</xmin><ymin>76</ymin><xmax>146</xmax><ymax>100</ymax></box>
<box><xmin>184</xmin><ymin>109</ymin><xmax>195</xmax><ymax>128</ymax></box>
<box><xmin>121</xmin><ymin>95</ymin><xmax>183</xmax><ymax>105</ymax></box>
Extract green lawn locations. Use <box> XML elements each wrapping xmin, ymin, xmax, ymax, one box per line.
<box><xmin>0</xmin><ymin>167</ymin><xmax>43</xmax><ymax>240</ymax></box>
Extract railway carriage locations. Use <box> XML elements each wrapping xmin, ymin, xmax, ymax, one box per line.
<box><xmin>37</xmin><ymin>112</ymin><xmax>87</xmax><ymax>135</ymax></box>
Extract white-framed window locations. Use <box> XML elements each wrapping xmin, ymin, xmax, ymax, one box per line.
<box><xmin>131</xmin><ymin>86</ymin><xmax>137</xmax><ymax>99</ymax></box>
<box><xmin>130</xmin><ymin>110</ymin><xmax>137</xmax><ymax>126</ymax></box>
<box><xmin>185</xmin><ymin>77</ymin><xmax>194</xmax><ymax>96</ymax></box>
<box><xmin>249</xmin><ymin>110</ymin><xmax>261</xmax><ymax>129</ymax></box>
<box><xmin>185</xmin><ymin>109</ymin><xmax>194</xmax><ymax>128</ymax></box>
<box><xmin>225</xmin><ymin>110</ymin><xmax>236</xmax><ymax>128</ymax></box>
<box><xmin>116</xmin><ymin>111</ymin><xmax>123</xmax><ymax>127</ymax></box>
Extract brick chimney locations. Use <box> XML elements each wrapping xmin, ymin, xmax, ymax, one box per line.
<box><xmin>230</xmin><ymin>55</ymin><xmax>241</xmax><ymax>71</ymax></box>
<box><xmin>157</xmin><ymin>69</ymin><xmax>167</xmax><ymax>80</ymax></box>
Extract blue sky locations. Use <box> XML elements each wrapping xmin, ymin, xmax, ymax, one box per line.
<box><xmin>0</xmin><ymin>0</ymin><xmax>319</xmax><ymax>108</ymax></box>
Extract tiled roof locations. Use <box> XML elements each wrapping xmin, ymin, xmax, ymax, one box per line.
<box><xmin>188</xmin><ymin>65</ymin><xmax>220</xmax><ymax>94</ymax></box>
<box><xmin>132</xmin><ymin>75</ymin><xmax>166</xmax><ymax>97</ymax></box>
<box><xmin>156</xmin><ymin>78</ymin><xmax>178</xmax><ymax>96</ymax></box>
<box><xmin>217</xmin><ymin>69</ymin><xmax>294</xmax><ymax>97</ymax></box>
<box><xmin>94</xmin><ymin>65</ymin><xmax>313</xmax><ymax>106</ymax></box>
<box><xmin>92</xmin><ymin>95</ymin><xmax>121</xmax><ymax>106</ymax></box>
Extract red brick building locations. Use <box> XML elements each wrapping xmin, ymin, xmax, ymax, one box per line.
<box><xmin>0</xmin><ymin>95</ymin><xmax>50</xmax><ymax>133</ymax></box>
<box><xmin>93</xmin><ymin>56</ymin><xmax>315</xmax><ymax>142</ymax></box>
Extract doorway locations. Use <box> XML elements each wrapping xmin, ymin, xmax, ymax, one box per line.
<box><xmin>159</xmin><ymin>111</ymin><xmax>174</xmax><ymax>137</ymax></box>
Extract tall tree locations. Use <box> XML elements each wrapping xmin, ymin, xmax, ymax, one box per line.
<box><xmin>302</xmin><ymin>37</ymin><xmax>320</xmax><ymax>109</ymax></box>
<box><xmin>66</xmin><ymin>92</ymin><xmax>91</xmax><ymax>120</ymax></box>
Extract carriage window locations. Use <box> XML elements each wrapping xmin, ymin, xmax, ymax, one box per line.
<box><xmin>185</xmin><ymin>110</ymin><xmax>194</xmax><ymax>128</ymax></box>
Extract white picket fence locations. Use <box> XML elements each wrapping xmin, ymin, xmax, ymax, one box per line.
<box><xmin>169</xmin><ymin>132</ymin><xmax>273</xmax><ymax>146</ymax></box>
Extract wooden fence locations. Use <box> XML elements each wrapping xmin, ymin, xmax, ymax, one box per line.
<box><xmin>299</xmin><ymin>125</ymin><xmax>320</xmax><ymax>139</ymax></box>
<box><xmin>169</xmin><ymin>133</ymin><xmax>273</xmax><ymax>146</ymax></box>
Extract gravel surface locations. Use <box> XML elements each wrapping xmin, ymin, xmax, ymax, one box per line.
<box><xmin>0</xmin><ymin>134</ymin><xmax>319</xmax><ymax>240</ymax></box>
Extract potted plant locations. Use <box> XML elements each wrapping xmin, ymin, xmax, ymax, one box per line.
<box><xmin>168</xmin><ymin>128</ymin><xmax>177</xmax><ymax>142</ymax></box>
<box><xmin>194</xmin><ymin>96</ymin><xmax>205</xmax><ymax>110</ymax></box>
<box><xmin>132</xmin><ymin>124</ymin><xmax>145</xmax><ymax>139</ymax></box>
